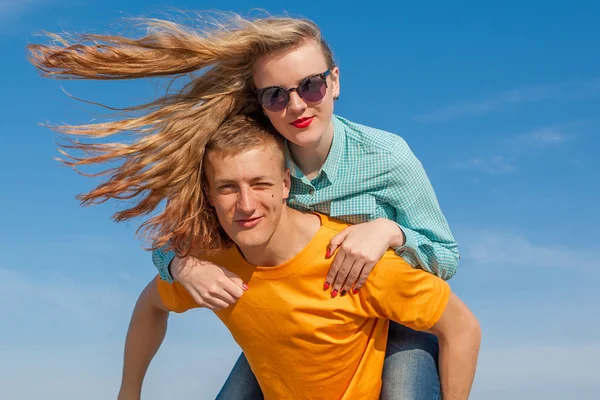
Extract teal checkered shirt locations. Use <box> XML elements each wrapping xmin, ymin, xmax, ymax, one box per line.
<box><xmin>153</xmin><ymin>115</ymin><xmax>459</xmax><ymax>282</ymax></box>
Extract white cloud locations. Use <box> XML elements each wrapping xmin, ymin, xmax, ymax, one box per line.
<box><xmin>0</xmin><ymin>0</ymin><xmax>49</xmax><ymax>21</ymax></box>
<box><xmin>416</xmin><ymin>79</ymin><xmax>600</xmax><ymax>122</ymax></box>
<box><xmin>452</xmin><ymin>122</ymin><xmax>581</xmax><ymax>175</ymax></box>
<box><xmin>452</xmin><ymin>156</ymin><xmax>517</xmax><ymax>175</ymax></box>
<box><xmin>517</xmin><ymin>125</ymin><xmax>574</xmax><ymax>150</ymax></box>
<box><xmin>524</xmin><ymin>127</ymin><xmax>570</xmax><ymax>144</ymax></box>
<box><xmin>471</xmin><ymin>344</ymin><xmax>600</xmax><ymax>400</ymax></box>
<box><xmin>0</xmin><ymin>268</ymin><xmax>129</xmax><ymax>319</ymax></box>
<box><xmin>0</xmin><ymin>267</ymin><xmax>241</xmax><ymax>399</ymax></box>
<box><xmin>0</xmin><ymin>0</ymin><xmax>85</xmax><ymax>23</ymax></box>
<box><xmin>0</xmin><ymin>342</ymin><xmax>240</xmax><ymax>400</ymax></box>
<box><xmin>457</xmin><ymin>229</ymin><xmax>599</xmax><ymax>270</ymax></box>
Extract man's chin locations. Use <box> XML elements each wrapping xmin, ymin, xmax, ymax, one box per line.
<box><xmin>233</xmin><ymin>231</ymin><xmax>267</xmax><ymax>249</ymax></box>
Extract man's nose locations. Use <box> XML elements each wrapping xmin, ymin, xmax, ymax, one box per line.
<box><xmin>237</xmin><ymin>186</ymin><xmax>257</xmax><ymax>214</ymax></box>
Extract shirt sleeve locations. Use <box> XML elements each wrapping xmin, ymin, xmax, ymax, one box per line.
<box><xmin>387</xmin><ymin>139</ymin><xmax>460</xmax><ymax>281</ymax></box>
<box><xmin>363</xmin><ymin>251</ymin><xmax>451</xmax><ymax>331</ymax></box>
<box><xmin>152</xmin><ymin>246</ymin><xmax>177</xmax><ymax>283</ymax></box>
<box><xmin>155</xmin><ymin>276</ymin><xmax>200</xmax><ymax>313</ymax></box>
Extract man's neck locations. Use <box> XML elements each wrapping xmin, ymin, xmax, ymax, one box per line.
<box><xmin>288</xmin><ymin>120</ymin><xmax>334</xmax><ymax>180</ymax></box>
<box><xmin>239</xmin><ymin>209</ymin><xmax>322</xmax><ymax>266</ymax></box>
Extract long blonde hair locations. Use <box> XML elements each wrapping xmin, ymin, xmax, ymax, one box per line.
<box><xmin>26</xmin><ymin>12</ymin><xmax>336</xmax><ymax>255</ymax></box>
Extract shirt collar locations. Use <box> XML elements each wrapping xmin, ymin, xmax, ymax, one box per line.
<box><xmin>285</xmin><ymin>115</ymin><xmax>346</xmax><ymax>185</ymax></box>
<box><xmin>285</xmin><ymin>145</ymin><xmax>304</xmax><ymax>180</ymax></box>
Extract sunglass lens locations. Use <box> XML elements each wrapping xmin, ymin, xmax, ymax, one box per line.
<box><xmin>261</xmin><ymin>87</ymin><xmax>288</xmax><ymax>112</ymax></box>
<box><xmin>299</xmin><ymin>77</ymin><xmax>327</xmax><ymax>102</ymax></box>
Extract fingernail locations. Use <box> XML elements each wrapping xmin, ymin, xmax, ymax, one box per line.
<box><xmin>340</xmin><ymin>290</ymin><xmax>347</xmax><ymax>297</ymax></box>
<box><xmin>323</xmin><ymin>282</ymin><xmax>331</xmax><ymax>290</ymax></box>
<box><xmin>331</xmin><ymin>289</ymin><xmax>338</xmax><ymax>298</ymax></box>
<box><xmin>242</xmin><ymin>283</ymin><xmax>249</xmax><ymax>291</ymax></box>
<box><xmin>352</xmin><ymin>289</ymin><xmax>359</xmax><ymax>295</ymax></box>
<box><xmin>325</xmin><ymin>248</ymin><xmax>331</xmax><ymax>258</ymax></box>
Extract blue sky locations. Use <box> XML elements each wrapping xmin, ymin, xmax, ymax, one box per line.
<box><xmin>1</xmin><ymin>0</ymin><xmax>599</xmax><ymax>399</ymax></box>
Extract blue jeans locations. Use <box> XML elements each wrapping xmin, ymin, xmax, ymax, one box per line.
<box><xmin>215</xmin><ymin>321</ymin><xmax>440</xmax><ymax>400</ymax></box>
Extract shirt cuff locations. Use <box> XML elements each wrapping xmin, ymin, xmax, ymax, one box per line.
<box><xmin>152</xmin><ymin>248</ymin><xmax>176</xmax><ymax>283</ymax></box>
<box><xmin>393</xmin><ymin>226</ymin><xmax>421</xmax><ymax>269</ymax></box>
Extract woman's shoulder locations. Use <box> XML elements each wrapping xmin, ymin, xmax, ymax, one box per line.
<box><xmin>334</xmin><ymin>114</ymin><xmax>409</xmax><ymax>154</ymax></box>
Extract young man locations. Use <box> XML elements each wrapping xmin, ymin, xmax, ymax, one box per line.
<box><xmin>118</xmin><ymin>116</ymin><xmax>481</xmax><ymax>400</ymax></box>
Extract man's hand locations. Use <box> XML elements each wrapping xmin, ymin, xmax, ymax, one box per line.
<box><xmin>170</xmin><ymin>256</ymin><xmax>247</xmax><ymax>310</ymax></box>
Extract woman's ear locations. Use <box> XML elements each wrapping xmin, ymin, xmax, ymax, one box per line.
<box><xmin>331</xmin><ymin>66</ymin><xmax>340</xmax><ymax>100</ymax></box>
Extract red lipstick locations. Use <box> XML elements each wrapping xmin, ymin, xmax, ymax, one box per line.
<box><xmin>291</xmin><ymin>116</ymin><xmax>314</xmax><ymax>128</ymax></box>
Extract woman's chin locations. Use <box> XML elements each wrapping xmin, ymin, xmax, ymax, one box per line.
<box><xmin>283</xmin><ymin>126</ymin><xmax>327</xmax><ymax>148</ymax></box>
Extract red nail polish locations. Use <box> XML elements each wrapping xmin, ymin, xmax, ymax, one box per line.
<box><xmin>326</xmin><ymin>248</ymin><xmax>331</xmax><ymax>258</ymax></box>
<box><xmin>242</xmin><ymin>283</ymin><xmax>249</xmax><ymax>291</ymax></box>
<box><xmin>352</xmin><ymin>289</ymin><xmax>359</xmax><ymax>295</ymax></box>
<box><xmin>331</xmin><ymin>289</ymin><xmax>338</xmax><ymax>298</ymax></box>
<box><xmin>323</xmin><ymin>282</ymin><xmax>331</xmax><ymax>290</ymax></box>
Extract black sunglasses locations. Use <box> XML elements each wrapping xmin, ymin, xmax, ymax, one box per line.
<box><xmin>256</xmin><ymin>70</ymin><xmax>331</xmax><ymax>112</ymax></box>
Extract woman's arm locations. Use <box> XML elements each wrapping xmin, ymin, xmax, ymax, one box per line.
<box><xmin>152</xmin><ymin>247</ymin><xmax>247</xmax><ymax>311</ymax></box>
<box><xmin>386</xmin><ymin>138</ymin><xmax>459</xmax><ymax>280</ymax></box>
<box><xmin>152</xmin><ymin>247</ymin><xmax>177</xmax><ymax>282</ymax></box>
<box><xmin>325</xmin><ymin>138</ymin><xmax>459</xmax><ymax>296</ymax></box>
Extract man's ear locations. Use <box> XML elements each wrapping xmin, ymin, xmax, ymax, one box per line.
<box><xmin>205</xmin><ymin>185</ymin><xmax>215</xmax><ymax>207</ymax></box>
<box><xmin>282</xmin><ymin>169</ymin><xmax>291</xmax><ymax>201</ymax></box>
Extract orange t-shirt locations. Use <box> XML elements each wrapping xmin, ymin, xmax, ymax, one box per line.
<box><xmin>157</xmin><ymin>213</ymin><xmax>450</xmax><ymax>400</ymax></box>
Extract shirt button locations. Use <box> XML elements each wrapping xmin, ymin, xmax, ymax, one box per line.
<box><xmin>308</xmin><ymin>188</ymin><xmax>315</xmax><ymax>195</ymax></box>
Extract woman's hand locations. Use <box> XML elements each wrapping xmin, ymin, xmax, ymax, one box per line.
<box><xmin>324</xmin><ymin>218</ymin><xmax>405</xmax><ymax>297</ymax></box>
<box><xmin>170</xmin><ymin>256</ymin><xmax>248</xmax><ymax>310</ymax></box>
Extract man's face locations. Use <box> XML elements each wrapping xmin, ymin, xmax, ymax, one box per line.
<box><xmin>205</xmin><ymin>145</ymin><xmax>290</xmax><ymax>249</ymax></box>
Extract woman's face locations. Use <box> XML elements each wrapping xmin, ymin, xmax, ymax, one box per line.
<box><xmin>252</xmin><ymin>40</ymin><xmax>340</xmax><ymax>148</ymax></box>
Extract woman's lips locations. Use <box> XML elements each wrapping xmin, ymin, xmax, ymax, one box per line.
<box><xmin>291</xmin><ymin>116</ymin><xmax>314</xmax><ymax>128</ymax></box>
<box><xmin>235</xmin><ymin>216</ymin><xmax>263</xmax><ymax>228</ymax></box>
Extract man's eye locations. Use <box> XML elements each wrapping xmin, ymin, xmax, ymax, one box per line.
<box><xmin>218</xmin><ymin>185</ymin><xmax>237</xmax><ymax>192</ymax></box>
<box><xmin>253</xmin><ymin>182</ymin><xmax>273</xmax><ymax>189</ymax></box>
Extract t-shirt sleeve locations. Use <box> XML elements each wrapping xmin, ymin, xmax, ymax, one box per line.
<box><xmin>155</xmin><ymin>275</ymin><xmax>201</xmax><ymax>313</ymax></box>
<box><xmin>363</xmin><ymin>250</ymin><xmax>451</xmax><ymax>331</ymax></box>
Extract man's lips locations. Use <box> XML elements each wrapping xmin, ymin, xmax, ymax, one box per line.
<box><xmin>291</xmin><ymin>116</ymin><xmax>314</xmax><ymax>128</ymax></box>
<box><xmin>235</xmin><ymin>216</ymin><xmax>263</xmax><ymax>228</ymax></box>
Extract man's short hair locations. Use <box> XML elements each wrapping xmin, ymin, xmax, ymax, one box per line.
<box><xmin>204</xmin><ymin>115</ymin><xmax>286</xmax><ymax>174</ymax></box>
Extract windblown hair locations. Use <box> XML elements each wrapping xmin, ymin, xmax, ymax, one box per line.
<box><xmin>198</xmin><ymin>114</ymin><xmax>286</xmax><ymax>252</ymax></box>
<box><xmin>26</xmin><ymin>12</ymin><xmax>335</xmax><ymax>255</ymax></box>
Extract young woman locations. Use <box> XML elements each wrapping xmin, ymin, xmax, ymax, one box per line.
<box><xmin>28</xmin><ymin>13</ymin><xmax>459</xmax><ymax>400</ymax></box>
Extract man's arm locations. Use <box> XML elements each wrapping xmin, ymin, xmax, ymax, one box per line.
<box><xmin>364</xmin><ymin>255</ymin><xmax>480</xmax><ymax>400</ymax></box>
<box><xmin>118</xmin><ymin>279</ymin><xmax>170</xmax><ymax>400</ymax></box>
<box><xmin>426</xmin><ymin>293</ymin><xmax>481</xmax><ymax>400</ymax></box>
